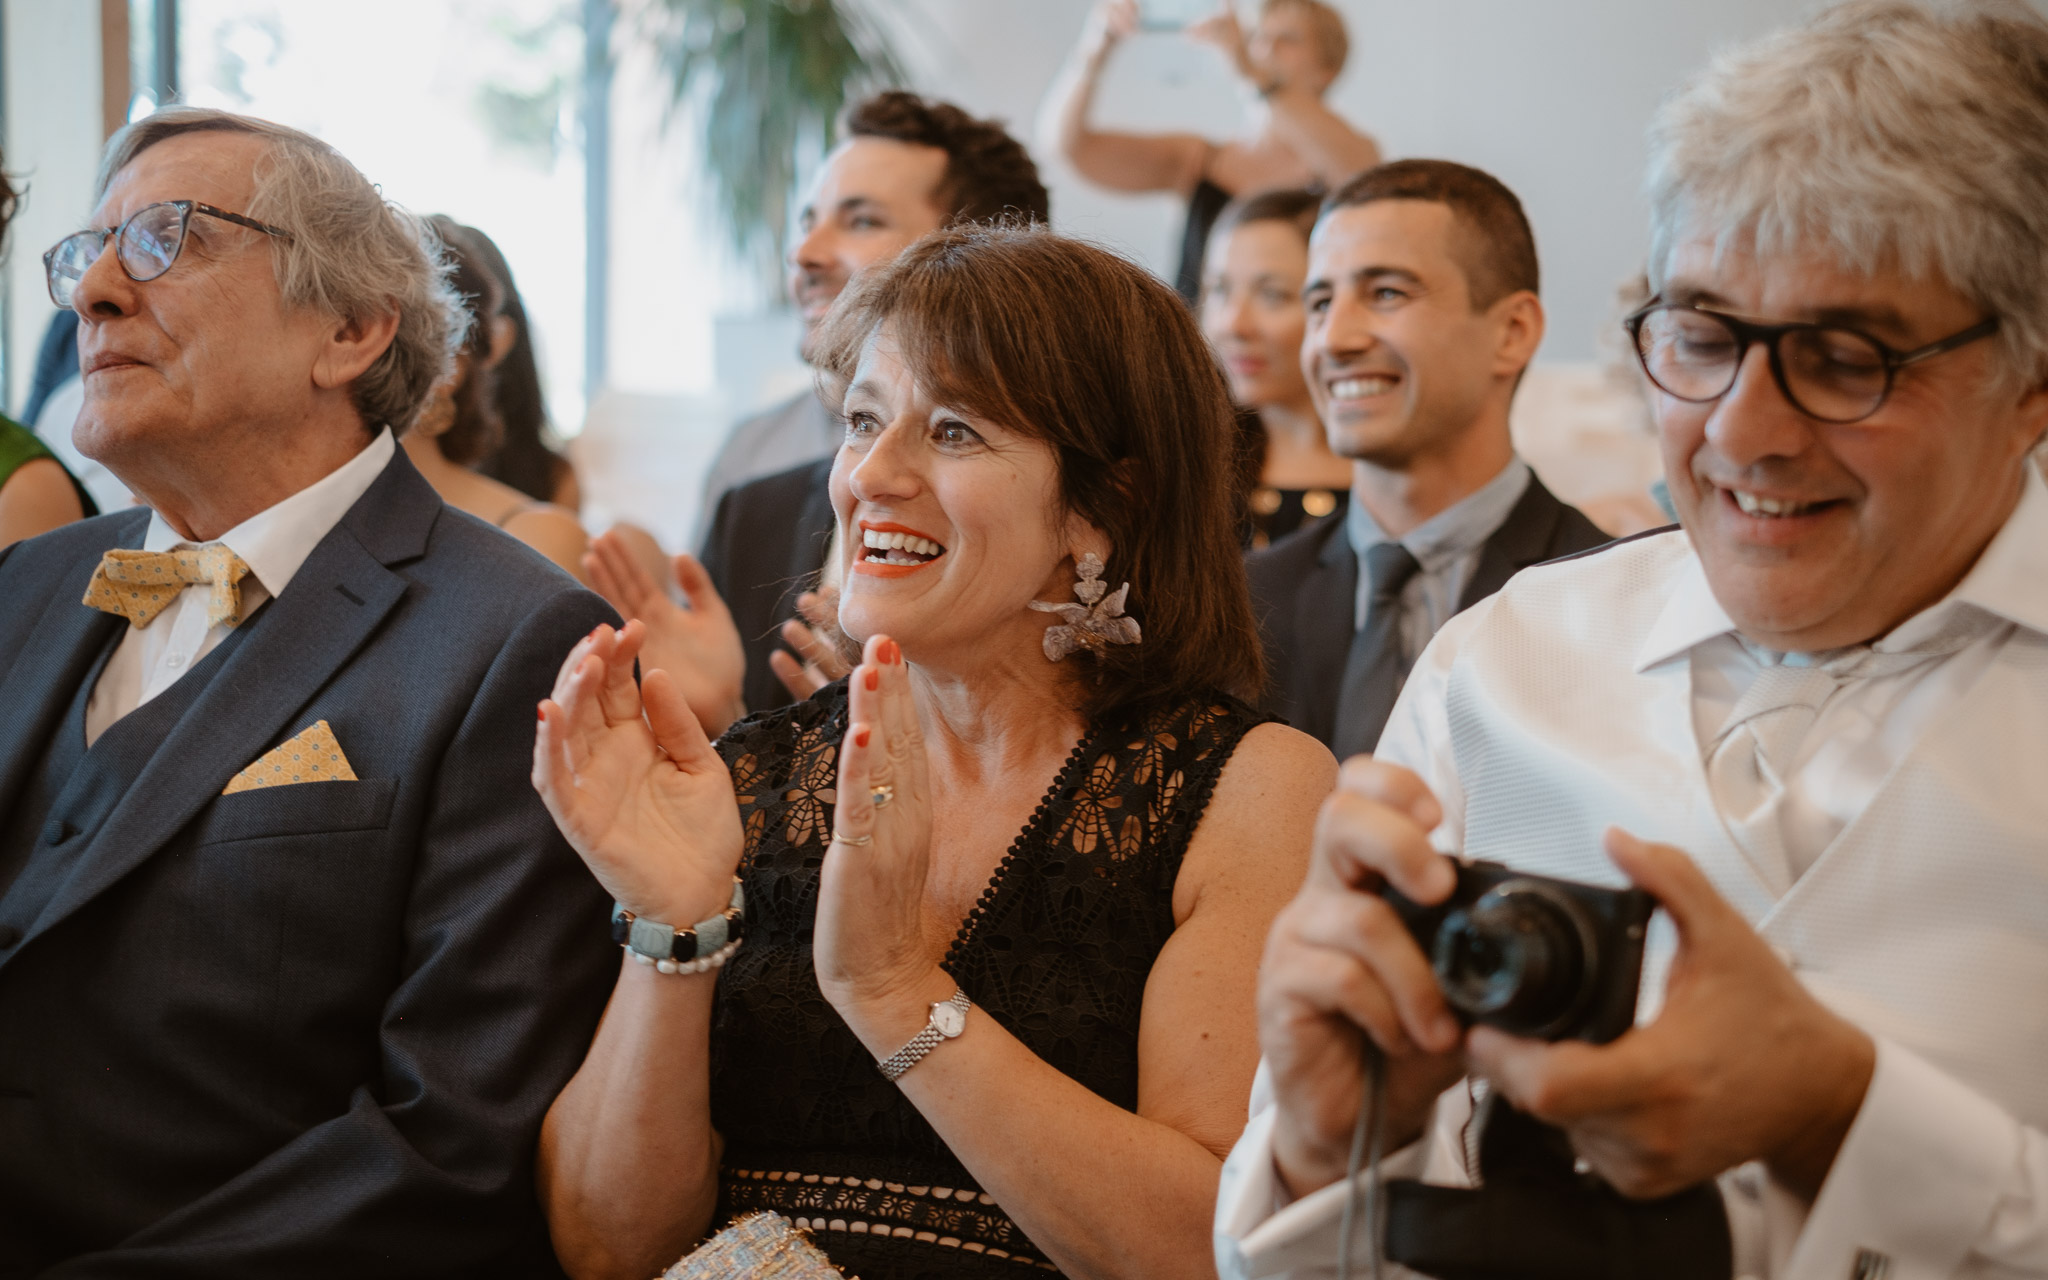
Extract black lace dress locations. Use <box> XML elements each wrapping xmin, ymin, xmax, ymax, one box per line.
<box><xmin>707</xmin><ymin>681</ymin><xmax>1269</xmax><ymax>1279</ymax></box>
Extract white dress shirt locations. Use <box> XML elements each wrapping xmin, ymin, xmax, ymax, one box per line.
<box><xmin>1345</xmin><ymin>457</ymin><xmax>1532</xmax><ymax>658</ymax></box>
<box><xmin>1217</xmin><ymin>464</ymin><xmax>2048</xmax><ymax>1279</ymax></box>
<box><xmin>85</xmin><ymin>429</ymin><xmax>395</xmax><ymax>745</ymax></box>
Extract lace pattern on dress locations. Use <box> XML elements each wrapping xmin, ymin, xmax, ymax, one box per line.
<box><xmin>722</xmin><ymin>1167</ymin><xmax>1057</xmax><ymax>1269</ymax></box>
<box><xmin>708</xmin><ymin>683</ymin><xmax>1270</xmax><ymax>1279</ymax></box>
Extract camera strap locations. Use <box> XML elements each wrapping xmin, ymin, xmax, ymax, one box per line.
<box><xmin>1372</xmin><ymin>1103</ymin><xmax>1733</xmax><ymax>1280</ymax></box>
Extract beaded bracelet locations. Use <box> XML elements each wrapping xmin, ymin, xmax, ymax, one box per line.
<box><xmin>629</xmin><ymin>935</ymin><xmax>743</xmax><ymax>976</ymax></box>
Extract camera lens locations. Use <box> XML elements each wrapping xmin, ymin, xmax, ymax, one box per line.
<box><xmin>1431</xmin><ymin>880</ymin><xmax>1601</xmax><ymax>1038</ymax></box>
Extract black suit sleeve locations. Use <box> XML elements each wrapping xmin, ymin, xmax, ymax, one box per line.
<box><xmin>40</xmin><ymin>589</ymin><xmax>620</xmax><ymax>1280</ymax></box>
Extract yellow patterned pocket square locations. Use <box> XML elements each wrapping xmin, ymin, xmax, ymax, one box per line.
<box><xmin>223</xmin><ymin>720</ymin><xmax>359</xmax><ymax>795</ymax></box>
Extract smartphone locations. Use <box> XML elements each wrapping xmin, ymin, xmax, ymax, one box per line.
<box><xmin>1139</xmin><ymin>0</ymin><xmax>1221</xmax><ymax>32</ymax></box>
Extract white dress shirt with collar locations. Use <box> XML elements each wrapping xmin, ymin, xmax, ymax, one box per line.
<box><xmin>1345</xmin><ymin>457</ymin><xmax>1531</xmax><ymax>657</ymax></box>
<box><xmin>1217</xmin><ymin>464</ymin><xmax>2048</xmax><ymax>1279</ymax></box>
<box><xmin>85</xmin><ymin>428</ymin><xmax>396</xmax><ymax>745</ymax></box>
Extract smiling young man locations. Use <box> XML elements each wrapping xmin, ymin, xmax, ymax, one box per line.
<box><xmin>1216</xmin><ymin>4</ymin><xmax>2048</xmax><ymax>1278</ymax></box>
<box><xmin>1245</xmin><ymin>160</ymin><xmax>1607</xmax><ymax>756</ymax></box>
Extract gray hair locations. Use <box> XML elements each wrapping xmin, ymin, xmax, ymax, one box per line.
<box><xmin>96</xmin><ymin>107</ymin><xmax>461</xmax><ymax>433</ymax></box>
<box><xmin>1645</xmin><ymin>0</ymin><xmax>2048</xmax><ymax>390</ymax></box>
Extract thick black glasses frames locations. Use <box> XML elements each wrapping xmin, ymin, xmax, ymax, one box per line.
<box><xmin>43</xmin><ymin>200</ymin><xmax>293</xmax><ymax>308</ymax></box>
<box><xmin>1624</xmin><ymin>301</ymin><xmax>1999</xmax><ymax>424</ymax></box>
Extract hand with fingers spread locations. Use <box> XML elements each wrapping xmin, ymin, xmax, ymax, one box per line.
<box><xmin>1258</xmin><ymin>755</ymin><xmax>1469</xmax><ymax>1200</ymax></box>
<box><xmin>1466</xmin><ymin>828</ymin><xmax>1876</xmax><ymax>1203</ymax></box>
<box><xmin>582</xmin><ymin>529</ymin><xmax>747</xmax><ymax>738</ymax></box>
<box><xmin>531</xmin><ymin>620</ymin><xmax>745</xmax><ymax>926</ymax></box>
<box><xmin>811</xmin><ymin>634</ymin><xmax>941</xmax><ymax>1025</ymax></box>
<box><xmin>767</xmin><ymin>587</ymin><xmax>853</xmax><ymax>703</ymax></box>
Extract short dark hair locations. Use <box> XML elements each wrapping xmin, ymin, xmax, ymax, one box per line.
<box><xmin>814</xmin><ymin>226</ymin><xmax>1262</xmax><ymax>718</ymax></box>
<box><xmin>1322</xmin><ymin>159</ymin><xmax>1539</xmax><ymax>308</ymax></box>
<box><xmin>842</xmin><ymin>91</ymin><xmax>1051</xmax><ymax>226</ymax></box>
<box><xmin>1214</xmin><ymin>187</ymin><xmax>1322</xmax><ymax>243</ymax></box>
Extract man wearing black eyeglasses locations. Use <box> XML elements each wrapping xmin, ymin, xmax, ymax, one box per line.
<box><xmin>0</xmin><ymin>109</ymin><xmax>617</xmax><ymax>1277</ymax></box>
<box><xmin>1218</xmin><ymin>4</ymin><xmax>2048</xmax><ymax>1278</ymax></box>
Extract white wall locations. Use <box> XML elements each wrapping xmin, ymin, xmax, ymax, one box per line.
<box><xmin>881</xmin><ymin>0</ymin><xmax>1815</xmax><ymax>364</ymax></box>
<box><xmin>4</xmin><ymin>0</ymin><xmax>105</xmax><ymax>412</ymax></box>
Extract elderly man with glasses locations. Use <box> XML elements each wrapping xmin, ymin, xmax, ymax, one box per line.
<box><xmin>0</xmin><ymin>108</ymin><xmax>618</xmax><ymax>1276</ymax></box>
<box><xmin>1215</xmin><ymin>3</ymin><xmax>2048</xmax><ymax>1278</ymax></box>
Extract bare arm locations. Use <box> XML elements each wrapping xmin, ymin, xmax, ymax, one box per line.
<box><xmin>823</xmin><ymin>659</ymin><xmax>1333</xmax><ymax>1280</ymax></box>
<box><xmin>1041</xmin><ymin>0</ymin><xmax>1212</xmax><ymax>196</ymax></box>
<box><xmin>1255</xmin><ymin>88</ymin><xmax>1382</xmax><ymax>187</ymax></box>
<box><xmin>0</xmin><ymin>457</ymin><xmax>85</xmax><ymax>549</ymax></box>
<box><xmin>530</xmin><ymin>624</ymin><xmax>747</xmax><ymax>1280</ymax></box>
<box><xmin>503</xmin><ymin>504</ymin><xmax>591</xmax><ymax>585</ymax></box>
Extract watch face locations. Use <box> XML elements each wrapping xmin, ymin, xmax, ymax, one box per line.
<box><xmin>931</xmin><ymin>1002</ymin><xmax>967</xmax><ymax>1037</ymax></box>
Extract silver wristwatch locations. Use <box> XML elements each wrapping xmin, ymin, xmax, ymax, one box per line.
<box><xmin>876</xmin><ymin>987</ymin><xmax>971</xmax><ymax>1082</ymax></box>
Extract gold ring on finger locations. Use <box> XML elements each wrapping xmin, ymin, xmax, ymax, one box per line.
<box><xmin>871</xmin><ymin>783</ymin><xmax>895</xmax><ymax>809</ymax></box>
<box><xmin>832</xmin><ymin>830</ymin><xmax>873</xmax><ymax>847</ymax></box>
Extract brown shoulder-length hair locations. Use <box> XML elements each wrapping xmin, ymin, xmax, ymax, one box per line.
<box><xmin>812</xmin><ymin>224</ymin><xmax>1264</xmax><ymax>719</ymax></box>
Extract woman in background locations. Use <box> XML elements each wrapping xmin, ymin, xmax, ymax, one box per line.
<box><xmin>2</xmin><ymin>159</ymin><xmax>93</xmax><ymax>548</ymax></box>
<box><xmin>1201</xmin><ymin>189</ymin><xmax>1350</xmax><ymax>546</ymax></box>
<box><xmin>403</xmin><ymin>216</ymin><xmax>589</xmax><ymax>580</ymax></box>
<box><xmin>464</xmin><ymin>223</ymin><xmax>583</xmax><ymax>511</ymax></box>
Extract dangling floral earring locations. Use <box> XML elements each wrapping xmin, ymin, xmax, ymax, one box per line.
<box><xmin>1029</xmin><ymin>552</ymin><xmax>1142</xmax><ymax>662</ymax></box>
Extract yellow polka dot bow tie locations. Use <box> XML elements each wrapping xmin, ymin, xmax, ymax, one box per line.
<box><xmin>82</xmin><ymin>544</ymin><xmax>253</xmax><ymax>630</ymax></box>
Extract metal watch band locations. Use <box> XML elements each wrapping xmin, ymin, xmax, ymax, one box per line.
<box><xmin>877</xmin><ymin>987</ymin><xmax>971</xmax><ymax>1082</ymax></box>
<box><xmin>611</xmin><ymin>877</ymin><xmax>745</xmax><ymax>963</ymax></box>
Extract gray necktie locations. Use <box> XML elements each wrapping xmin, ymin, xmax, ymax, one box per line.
<box><xmin>1333</xmin><ymin>542</ymin><xmax>1423</xmax><ymax>759</ymax></box>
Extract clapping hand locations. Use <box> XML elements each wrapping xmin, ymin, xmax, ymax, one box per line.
<box><xmin>811</xmin><ymin>636</ymin><xmax>942</xmax><ymax>1029</ymax></box>
<box><xmin>1258</xmin><ymin>757</ymin><xmax>1469</xmax><ymax>1200</ymax></box>
<box><xmin>583</xmin><ymin>531</ymin><xmax>747</xmax><ymax>738</ymax></box>
<box><xmin>532</xmin><ymin>620</ymin><xmax>745</xmax><ymax>927</ymax></box>
<box><xmin>1466</xmin><ymin>830</ymin><xmax>1876</xmax><ymax>1202</ymax></box>
<box><xmin>767</xmin><ymin>587</ymin><xmax>853</xmax><ymax>703</ymax></box>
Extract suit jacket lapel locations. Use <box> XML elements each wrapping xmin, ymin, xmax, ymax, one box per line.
<box><xmin>21</xmin><ymin>453</ymin><xmax>437</xmax><ymax>947</ymax></box>
<box><xmin>1460</xmin><ymin>475</ymin><xmax>1568</xmax><ymax>610</ymax></box>
<box><xmin>0</xmin><ymin>513</ymin><xmax>144</xmax><ymax>811</ymax></box>
<box><xmin>1292</xmin><ymin>520</ymin><xmax>1357</xmax><ymax>746</ymax></box>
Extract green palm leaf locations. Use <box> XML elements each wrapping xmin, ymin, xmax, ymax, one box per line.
<box><xmin>640</xmin><ymin>0</ymin><xmax>905</xmax><ymax>285</ymax></box>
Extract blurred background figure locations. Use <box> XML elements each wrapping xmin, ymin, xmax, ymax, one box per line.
<box><xmin>402</xmin><ymin>215</ymin><xmax>590</xmax><ymax>581</ymax></box>
<box><xmin>463</xmin><ymin>224</ymin><xmax>582</xmax><ymax>512</ymax></box>
<box><xmin>1200</xmin><ymin>188</ymin><xmax>1350</xmax><ymax>547</ymax></box>
<box><xmin>1047</xmin><ymin>0</ymin><xmax>1380</xmax><ymax>303</ymax></box>
<box><xmin>0</xmin><ymin>158</ymin><xmax>94</xmax><ymax>550</ymax></box>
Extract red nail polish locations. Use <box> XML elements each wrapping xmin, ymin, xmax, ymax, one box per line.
<box><xmin>856</xmin><ymin>727</ymin><xmax>872</xmax><ymax>748</ymax></box>
<box><xmin>536</xmin><ymin>704</ymin><xmax>546</xmax><ymax>722</ymax></box>
<box><xmin>864</xmin><ymin>668</ymin><xmax>879</xmax><ymax>692</ymax></box>
<box><xmin>883</xmin><ymin>639</ymin><xmax>901</xmax><ymax>665</ymax></box>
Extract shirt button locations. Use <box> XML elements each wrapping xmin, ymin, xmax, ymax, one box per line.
<box><xmin>42</xmin><ymin>819</ymin><xmax>73</xmax><ymax>846</ymax></box>
<box><xmin>165</xmin><ymin>654</ymin><xmax>185</xmax><ymax>669</ymax></box>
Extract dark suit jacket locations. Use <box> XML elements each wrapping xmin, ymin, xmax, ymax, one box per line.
<box><xmin>1247</xmin><ymin>473</ymin><xmax>1610</xmax><ymax>750</ymax></box>
<box><xmin>0</xmin><ymin>449</ymin><xmax>618</xmax><ymax>1278</ymax></box>
<box><xmin>697</xmin><ymin>455</ymin><xmax>836</xmax><ymax>717</ymax></box>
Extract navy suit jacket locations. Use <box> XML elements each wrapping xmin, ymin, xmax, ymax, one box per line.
<box><xmin>697</xmin><ymin>455</ymin><xmax>836</xmax><ymax>717</ymax></box>
<box><xmin>0</xmin><ymin>448</ymin><xmax>618</xmax><ymax>1278</ymax></box>
<box><xmin>1246</xmin><ymin>474</ymin><xmax>1610</xmax><ymax>749</ymax></box>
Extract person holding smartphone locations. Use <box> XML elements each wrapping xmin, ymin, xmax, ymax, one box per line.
<box><xmin>1042</xmin><ymin>0</ymin><xmax>1380</xmax><ymax>304</ymax></box>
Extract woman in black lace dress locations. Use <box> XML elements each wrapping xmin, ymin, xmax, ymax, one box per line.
<box><xmin>532</xmin><ymin>227</ymin><xmax>1334</xmax><ymax>1280</ymax></box>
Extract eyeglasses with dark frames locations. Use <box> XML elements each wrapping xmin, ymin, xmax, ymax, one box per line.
<box><xmin>1624</xmin><ymin>300</ymin><xmax>1999</xmax><ymax>425</ymax></box>
<box><xmin>43</xmin><ymin>200</ymin><xmax>293</xmax><ymax>309</ymax></box>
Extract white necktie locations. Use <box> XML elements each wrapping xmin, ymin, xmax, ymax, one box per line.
<box><xmin>1706</xmin><ymin>609</ymin><xmax>2000</xmax><ymax>881</ymax></box>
